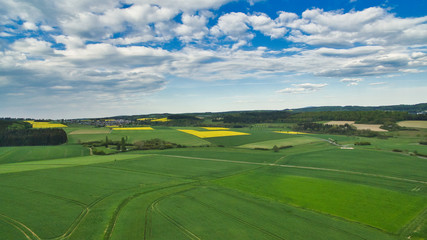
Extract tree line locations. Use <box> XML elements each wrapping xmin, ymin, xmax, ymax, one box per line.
<box><xmin>0</xmin><ymin>120</ymin><xmax>67</xmax><ymax>146</ymax></box>
<box><xmin>0</xmin><ymin>128</ymin><xmax>68</xmax><ymax>146</ymax></box>
<box><xmin>286</xmin><ymin>111</ymin><xmax>415</xmax><ymax>124</ymax></box>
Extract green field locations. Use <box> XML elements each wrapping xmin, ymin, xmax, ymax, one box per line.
<box><xmin>67</xmin><ymin>126</ymin><xmax>211</xmax><ymax>146</ymax></box>
<box><xmin>215</xmin><ymin>172</ymin><xmax>426</xmax><ymax>233</ymax></box>
<box><xmin>0</xmin><ymin>125</ymin><xmax>426</xmax><ymax>239</ymax></box>
<box><xmin>0</xmin><ymin>145</ymin><xmax>90</xmax><ymax>164</ymax></box>
<box><xmin>238</xmin><ymin>136</ymin><xmax>322</xmax><ymax>149</ymax></box>
<box><xmin>398</xmin><ymin>121</ymin><xmax>427</xmax><ymax>129</ymax></box>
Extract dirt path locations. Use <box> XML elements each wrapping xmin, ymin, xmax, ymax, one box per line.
<box><xmin>144</xmin><ymin>187</ymin><xmax>199</xmax><ymax>240</ymax></box>
<box><xmin>0</xmin><ymin>213</ymin><xmax>41</xmax><ymax>240</ymax></box>
<box><xmin>157</xmin><ymin>154</ymin><xmax>427</xmax><ymax>185</ymax></box>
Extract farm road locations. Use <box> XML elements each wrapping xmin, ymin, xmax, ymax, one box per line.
<box><xmin>156</xmin><ymin>154</ymin><xmax>427</xmax><ymax>185</ymax></box>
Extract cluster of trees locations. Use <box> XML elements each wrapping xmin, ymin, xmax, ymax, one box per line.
<box><xmin>88</xmin><ymin>137</ymin><xmax>184</xmax><ymax>155</ymax></box>
<box><xmin>286</xmin><ymin>111</ymin><xmax>411</xmax><ymax>124</ymax></box>
<box><xmin>0</xmin><ymin>119</ymin><xmax>67</xmax><ymax>146</ymax></box>
<box><xmin>293</xmin><ymin>122</ymin><xmax>380</xmax><ymax>137</ymax></box>
<box><xmin>0</xmin><ymin>128</ymin><xmax>68</xmax><ymax>146</ymax></box>
<box><xmin>215</xmin><ymin>109</ymin><xmax>426</xmax><ymax>125</ymax></box>
<box><xmin>221</xmin><ymin>111</ymin><xmax>292</xmax><ymax>124</ymax></box>
<box><xmin>0</xmin><ymin>119</ymin><xmax>32</xmax><ymax>131</ymax></box>
<box><xmin>133</xmin><ymin>138</ymin><xmax>185</xmax><ymax>150</ymax></box>
<box><xmin>290</xmin><ymin>103</ymin><xmax>427</xmax><ymax>114</ymax></box>
<box><xmin>166</xmin><ymin>114</ymin><xmax>203</xmax><ymax>126</ymax></box>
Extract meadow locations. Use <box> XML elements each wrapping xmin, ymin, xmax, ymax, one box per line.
<box><xmin>0</xmin><ymin>123</ymin><xmax>426</xmax><ymax>239</ymax></box>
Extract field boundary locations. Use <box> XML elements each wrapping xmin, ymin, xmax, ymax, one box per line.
<box><xmin>103</xmin><ymin>183</ymin><xmax>195</xmax><ymax>240</ymax></box>
<box><xmin>144</xmin><ymin>187</ymin><xmax>199</xmax><ymax>240</ymax></box>
<box><xmin>0</xmin><ymin>213</ymin><xmax>40</xmax><ymax>240</ymax></box>
<box><xmin>182</xmin><ymin>191</ymin><xmax>286</xmax><ymax>240</ymax></box>
<box><xmin>156</xmin><ymin>154</ymin><xmax>427</xmax><ymax>185</ymax></box>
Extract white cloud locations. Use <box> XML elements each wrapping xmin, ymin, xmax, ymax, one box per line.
<box><xmin>277</xmin><ymin>83</ymin><xmax>328</xmax><ymax>94</ymax></box>
<box><xmin>175</xmin><ymin>12</ymin><xmax>211</xmax><ymax>42</ymax></box>
<box><xmin>22</xmin><ymin>21</ymin><xmax>38</xmax><ymax>30</ymax></box>
<box><xmin>369</xmin><ymin>82</ymin><xmax>386</xmax><ymax>85</ymax></box>
<box><xmin>11</xmin><ymin>38</ymin><xmax>54</xmax><ymax>56</ymax></box>
<box><xmin>340</xmin><ymin>78</ymin><xmax>363</xmax><ymax>86</ymax></box>
<box><xmin>285</xmin><ymin>7</ymin><xmax>427</xmax><ymax>47</ymax></box>
<box><xmin>248</xmin><ymin>13</ymin><xmax>287</xmax><ymax>39</ymax></box>
<box><xmin>51</xmin><ymin>85</ymin><xmax>73</xmax><ymax>90</ymax></box>
<box><xmin>211</xmin><ymin>12</ymin><xmax>252</xmax><ymax>41</ymax></box>
<box><xmin>1</xmin><ymin>2</ymin><xmax>426</xmax><ymax>118</ymax></box>
<box><xmin>40</xmin><ymin>25</ymin><xmax>54</xmax><ymax>31</ymax></box>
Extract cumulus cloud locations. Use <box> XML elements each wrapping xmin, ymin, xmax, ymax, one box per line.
<box><xmin>248</xmin><ymin>13</ymin><xmax>287</xmax><ymax>38</ymax></box>
<box><xmin>175</xmin><ymin>12</ymin><xmax>212</xmax><ymax>42</ymax></box>
<box><xmin>369</xmin><ymin>82</ymin><xmax>386</xmax><ymax>85</ymax></box>
<box><xmin>22</xmin><ymin>21</ymin><xmax>38</xmax><ymax>30</ymax></box>
<box><xmin>211</xmin><ymin>12</ymin><xmax>252</xmax><ymax>41</ymax></box>
<box><xmin>1</xmin><ymin>1</ymin><xmax>426</xmax><ymax>117</ymax></box>
<box><xmin>51</xmin><ymin>85</ymin><xmax>73</xmax><ymax>90</ymax></box>
<box><xmin>340</xmin><ymin>78</ymin><xmax>363</xmax><ymax>86</ymax></box>
<box><xmin>277</xmin><ymin>83</ymin><xmax>328</xmax><ymax>94</ymax></box>
<box><xmin>285</xmin><ymin>7</ymin><xmax>427</xmax><ymax>47</ymax></box>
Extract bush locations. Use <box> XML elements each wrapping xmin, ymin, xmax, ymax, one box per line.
<box><xmin>133</xmin><ymin>138</ymin><xmax>181</xmax><ymax>150</ymax></box>
<box><xmin>92</xmin><ymin>148</ymin><xmax>106</xmax><ymax>155</ymax></box>
<box><xmin>354</xmin><ymin>142</ymin><xmax>371</xmax><ymax>146</ymax></box>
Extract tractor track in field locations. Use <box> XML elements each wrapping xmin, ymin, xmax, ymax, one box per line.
<box><xmin>0</xmin><ymin>184</ymin><xmax>94</xmax><ymax>240</ymax></box>
<box><xmin>399</xmin><ymin>206</ymin><xmax>427</xmax><ymax>239</ymax></box>
<box><xmin>209</xmin><ymin>187</ymin><xmax>377</xmax><ymax>240</ymax></box>
<box><xmin>144</xmin><ymin>187</ymin><xmax>200</xmax><ymax>240</ymax></box>
<box><xmin>182</xmin><ymin>193</ymin><xmax>286</xmax><ymax>240</ymax></box>
<box><xmin>104</xmin><ymin>182</ymin><xmax>195</xmax><ymax>240</ymax></box>
<box><xmin>0</xmin><ymin>213</ymin><xmax>40</xmax><ymax>240</ymax></box>
<box><xmin>54</xmin><ymin>193</ymin><xmax>115</xmax><ymax>240</ymax></box>
<box><xmin>151</xmin><ymin>200</ymin><xmax>201</xmax><ymax>240</ymax></box>
<box><xmin>89</xmin><ymin>165</ymin><xmax>184</xmax><ymax>179</ymax></box>
<box><xmin>157</xmin><ymin>154</ymin><xmax>427</xmax><ymax>185</ymax></box>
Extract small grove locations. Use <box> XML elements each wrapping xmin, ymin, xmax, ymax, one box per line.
<box><xmin>88</xmin><ymin>138</ymin><xmax>186</xmax><ymax>155</ymax></box>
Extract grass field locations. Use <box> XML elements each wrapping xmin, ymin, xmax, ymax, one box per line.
<box><xmin>67</xmin><ymin>127</ymin><xmax>211</xmax><ymax>146</ymax></box>
<box><xmin>398</xmin><ymin>121</ymin><xmax>427</xmax><ymax>128</ymax></box>
<box><xmin>238</xmin><ymin>136</ymin><xmax>322</xmax><ymax>149</ymax></box>
<box><xmin>0</xmin><ymin>145</ymin><xmax>89</xmax><ymax>164</ymax></box>
<box><xmin>0</xmin><ymin>126</ymin><xmax>426</xmax><ymax>240</ymax></box>
<box><xmin>215</xmin><ymin>172</ymin><xmax>426</xmax><ymax>233</ymax></box>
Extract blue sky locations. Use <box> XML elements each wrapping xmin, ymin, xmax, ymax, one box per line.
<box><xmin>0</xmin><ymin>0</ymin><xmax>426</xmax><ymax>119</ymax></box>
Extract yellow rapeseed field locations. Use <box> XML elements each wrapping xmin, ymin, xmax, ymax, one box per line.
<box><xmin>151</xmin><ymin>118</ymin><xmax>170</xmax><ymax>122</ymax></box>
<box><xmin>112</xmin><ymin>127</ymin><xmax>153</xmax><ymax>130</ymax></box>
<box><xmin>178</xmin><ymin>129</ymin><xmax>250</xmax><ymax>138</ymax></box>
<box><xmin>202</xmin><ymin>127</ymin><xmax>230</xmax><ymax>130</ymax></box>
<box><xmin>138</xmin><ymin>117</ymin><xmax>170</xmax><ymax>122</ymax></box>
<box><xmin>275</xmin><ymin>131</ymin><xmax>307</xmax><ymax>135</ymax></box>
<box><xmin>25</xmin><ymin>121</ymin><xmax>68</xmax><ymax>128</ymax></box>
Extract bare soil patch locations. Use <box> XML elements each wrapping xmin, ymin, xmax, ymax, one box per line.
<box><xmin>325</xmin><ymin>121</ymin><xmax>387</xmax><ymax>132</ymax></box>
